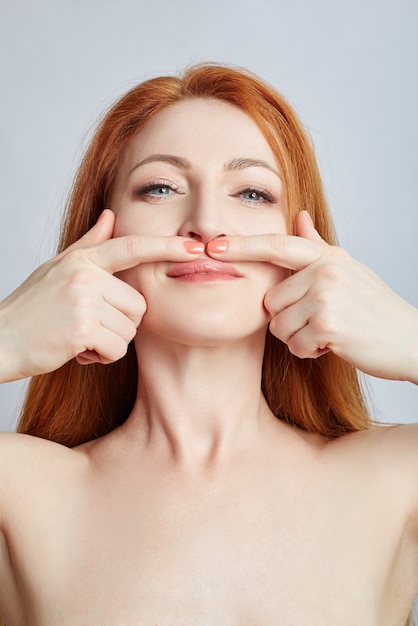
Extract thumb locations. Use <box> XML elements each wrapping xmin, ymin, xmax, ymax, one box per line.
<box><xmin>71</xmin><ymin>209</ymin><xmax>115</xmax><ymax>249</ymax></box>
<box><xmin>295</xmin><ymin>210</ymin><xmax>323</xmax><ymax>242</ymax></box>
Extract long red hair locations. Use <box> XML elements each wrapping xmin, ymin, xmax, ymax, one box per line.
<box><xmin>17</xmin><ymin>63</ymin><xmax>370</xmax><ymax>445</ymax></box>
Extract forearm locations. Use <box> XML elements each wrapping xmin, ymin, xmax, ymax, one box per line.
<box><xmin>0</xmin><ymin>297</ymin><xmax>27</xmax><ymax>384</ymax></box>
<box><xmin>402</xmin><ymin>303</ymin><xmax>418</xmax><ymax>385</ymax></box>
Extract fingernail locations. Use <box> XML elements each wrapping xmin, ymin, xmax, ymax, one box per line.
<box><xmin>96</xmin><ymin>210</ymin><xmax>106</xmax><ymax>223</ymax></box>
<box><xmin>183</xmin><ymin>241</ymin><xmax>205</xmax><ymax>254</ymax></box>
<box><xmin>206</xmin><ymin>239</ymin><xmax>229</xmax><ymax>253</ymax></box>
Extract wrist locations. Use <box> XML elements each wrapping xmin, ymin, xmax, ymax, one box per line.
<box><xmin>0</xmin><ymin>298</ymin><xmax>25</xmax><ymax>384</ymax></box>
<box><xmin>400</xmin><ymin>305</ymin><xmax>418</xmax><ymax>385</ymax></box>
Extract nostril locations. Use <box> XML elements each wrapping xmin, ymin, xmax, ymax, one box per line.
<box><xmin>187</xmin><ymin>232</ymin><xmax>203</xmax><ymax>241</ymax></box>
<box><xmin>179</xmin><ymin>229</ymin><xmax>227</xmax><ymax>243</ymax></box>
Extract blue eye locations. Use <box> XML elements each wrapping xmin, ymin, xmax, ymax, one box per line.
<box><xmin>240</xmin><ymin>190</ymin><xmax>264</xmax><ymax>201</ymax></box>
<box><xmin>238</xmin><ymin>187</ymin><xmax>275</xmax><ymax>204</ymax></box>
<box><xmin>138</xmin><ymin>182</ymin><xmax>176</xmax><ymax>197</ymax></box>
<box><xmin>151</xmin><ymin>186</ymin><xmax>171</xmax><ymax>196</ymax></box>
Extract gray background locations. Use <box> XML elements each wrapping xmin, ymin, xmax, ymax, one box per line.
<box><xmin>0</xmin><ymin>0</ymin><xmax>417</xmax><ymax>431</ymax></box>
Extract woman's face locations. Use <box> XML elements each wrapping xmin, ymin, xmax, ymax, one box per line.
<box><xmin>111</xmin><ymin>98</ymin><xmax>288</xmax><ymax>346</ymax></box>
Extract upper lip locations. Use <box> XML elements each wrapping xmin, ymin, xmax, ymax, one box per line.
<box><xmin>167</xmin><ymin>259</ymin><xmax>243</xmax><ymax>278</ymax></box>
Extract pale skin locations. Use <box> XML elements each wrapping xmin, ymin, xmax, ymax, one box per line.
<box><xmin>0</xmin><ymin>99</ymin><xmax>417</xmax><ymax>625</ymax></box>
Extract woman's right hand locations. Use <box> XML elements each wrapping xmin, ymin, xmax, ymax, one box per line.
<box><xmin>0</xmin><ymin>209</ymin><xmax>204</xmax><ymax>383</ymax></box>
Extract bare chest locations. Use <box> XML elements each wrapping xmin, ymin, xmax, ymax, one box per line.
<box><xmin>13</xmin><ymin>466</ymin><xmax>413</xmax><ymax>626</ymax></box>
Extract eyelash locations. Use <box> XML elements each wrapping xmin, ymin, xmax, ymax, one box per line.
<box><xmin>237</xmin><ymin>186</ymin><xmax>276</xmax><ymax>205</ymax></box>
<box><xmin>135</xmin><ymin>180</ymin><xmax>179</xmax><ymax>199</ymax></box>
<box><xmin>135</xmin><ymin>181</ymin><xmax>277</xmax><ymax>205</ymax></box>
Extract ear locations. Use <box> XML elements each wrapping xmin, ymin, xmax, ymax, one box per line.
<box><xmin>295</xmin><ymin>210</ymin><xmax>324</xmax><ymax>242</ymax></box>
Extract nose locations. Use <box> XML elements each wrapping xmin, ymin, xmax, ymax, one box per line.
<box><xmin>177</xmin><ymin>191</ymin><xmax>227</xmax><ymax>243</ymax></box>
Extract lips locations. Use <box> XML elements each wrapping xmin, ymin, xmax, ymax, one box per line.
<box><xmin>167</xmin><ymin>259</ymin><xmax>243</xmax><ymax>281</ymax></box>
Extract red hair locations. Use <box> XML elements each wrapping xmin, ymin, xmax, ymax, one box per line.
<box><xmin>17</xmin><ymin>63</ymin><xmax>370</xmax><ymax>445</ymax></box>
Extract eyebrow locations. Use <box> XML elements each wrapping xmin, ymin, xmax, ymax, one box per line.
<box><xmin>225</xmin><ymin>158</ymin><xmax>281</xmax><ymax>179</ymax></box>
<box><xmin>129</xmin><ymin>154</ymin><xmax>189</xmax><ymax>173</ymax></box>
<box><xmin>129</xmin><ymin>154</ymin><xmax>281</xmax><ymax>179</ymax></box>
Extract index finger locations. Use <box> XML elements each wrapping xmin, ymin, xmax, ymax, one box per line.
<box><xmin>86</xmin><ymin>235</ymin><xmax>205</xmax><ymax>274</ymax></box>
<box><xmin>206</xmin><ymin>234</ymin><xmax>329</xmax><ymax>271</ymax></box>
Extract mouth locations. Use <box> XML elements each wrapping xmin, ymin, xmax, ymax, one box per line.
<box><xmin>167</xmin><ymin>259</ymin><xmax>243</xmax><ymax>282</ymax></box>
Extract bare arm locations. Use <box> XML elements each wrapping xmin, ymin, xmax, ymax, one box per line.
<box><xmin>0</xmin><ymin>432</ymin><xmax>85</xmax><ymax>624</ymax></box>
<box><xmin>0</xmin><ymin>433</ymin><xmax>29</xmax><ymax>623</ymax></box>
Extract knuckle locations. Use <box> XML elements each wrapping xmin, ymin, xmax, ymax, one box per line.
<box><xmin>111</xmin><ymin>338</ymin><xmax>129</xmax><ymax>361</ymax></box>
<box><xmin>123</xmin><ymin>319</ymin><xmax>137</xmax><ymax>341</ymax></box>
<box><xmin>67</xmin><ymin>268</ymin><xmax>96</xmax><ymax>289</ymax></box>
<box><xmin>125</xmin><ymin>292</ymin><xmax>146</xmax><ymax>327</ymax></box>
<box><xmin>311</xmin><ymin>286</ymin><xmax>333</xmax><ymax>309</ymax></box>
<box><xmin>286</xmin><ymin>337</ymin><xmax>306</xmax><ymax>359</ymax></box>
<box><xmin>71</xmin><ymin>317</ymin><xmax>95</xmax><ymax>344</ymax></box>
<box><xmin>232</xmin><ymin>236</ymin><xmax>250</xmax><ymax>254</ymax></box>
<box><xmin>266</xmin><ymin>233</ymin><xmax>286</xmax><ymax>258</ymax></box>
<box><xmin>122</xmin><ymin>235</ymin><xmax>142</xmax><ymax>258</ymax></box>
<box><xmin>133</xmin><ymin>308</ymin><xmax>146</xmax><ymax>327</ymax></box>
<box><xmin>134</xmin><ymin>293</ymin><xmax>147</xmax><ymax>319</ymax></box>
<box><xmin>287</xmin><ymin>333</ymin><xmax>320</xmax><ymax>360</ymax></box>
<box><xmin>311</xmin><ymin>311</ymin><xmax>339</xmax><ymax>343</ymax></box>
<box><xmin>268</xmin><ymin>317</ymin><xmax>285</xmax><ymax>342</ymax></box>
<box><xmin>263</xmin><ymin>290</ymin><xmax>275</xmax><ymax>313</ymax></box>
<box><xmin>316</xmin><ymin>247</ymin><xmax>350</xmax><ymax>278</ymax></box>
<box><xmin>129</xmin><ymin>321</ymin><xmax>138</xmax><ymax>339</ymax></box>
<box><xmin>312</xmin><ymin>261</ymin><xmax>341</xmax><ymax>283</ymax></box>
<box><xmin>61</xmin><ymin>248</ymin><xmax>85</xmax><ymax>266</ymax></box>
<box><xmin>333</xmin><ymin>245</ymin><xmax>350</xmax><ymax>260</ymax></box>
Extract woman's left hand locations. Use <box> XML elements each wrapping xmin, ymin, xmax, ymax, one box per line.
<box><xmin>207</xmin><ymin>211</ymin><xmax>418</xmax><ymax>383</ymax></box>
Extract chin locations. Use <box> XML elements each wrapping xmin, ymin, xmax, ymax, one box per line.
<box><xmin>128</xmin><ymin>268</ymin><xmax>279</xmax><ymax>347</ymax></box>
<box><xmin>137</xmin><ymin>304</ymin><xmax>270</xmax><ymax>348</ymax></box>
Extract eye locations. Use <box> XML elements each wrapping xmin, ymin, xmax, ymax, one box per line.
<box><xmin>135</xmin><ymin>181</ymin><xmax>179</xmax><ymax>200</ymax></box>
<box><xmin>237</xmin><ymin>187</ymin><xmax>276</xmax><ymax>205</ymax></box>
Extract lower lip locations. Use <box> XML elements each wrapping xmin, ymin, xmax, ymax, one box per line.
<box><xmin>168</xmin><ymin>273</ymin><xmax>241</xmax><ymax>283</ymax></box>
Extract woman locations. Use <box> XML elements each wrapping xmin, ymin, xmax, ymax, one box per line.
<box><xmin>0</xmin><ymin>64</ymin><xmax>417</xmax><ymax>625</ymax></box>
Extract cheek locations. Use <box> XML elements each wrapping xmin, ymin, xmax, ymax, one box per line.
<box><xmin>112</xmin><ymin>212</ymin><xmax>147</xmax><ymax>238</ymax></box>
<box><xmin>112</xmin><ymin>208</ymin><xmax>180</xmax><ymax>238</ymax></box>
<box><xmin>260</xmin><ymin>263</ymin><xmax>290</xmax><ymax>290</ymax></box>
<box><xmin>237</xmin><ymin>210</ymin><xmax>289</xmax><ymax>243</ymax></box>
<box><xmin>115</xmin><ymin>262</ymin><xmax>156</xmax><ymax>293</ymax></box>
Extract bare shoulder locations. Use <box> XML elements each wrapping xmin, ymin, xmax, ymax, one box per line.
<box><xmin>0</xmin><ymin>433</ymin><xmax>90</xmax><ymax>624</ymax></box>
<box><xmin>0</xmin><ymin>430</ymin><xmax>80</xmax><ymax>473</ymax></box>
<box><xmin>329</xmin><ymin>422</ymin><xmax>418</xmax><ymax>531</ymax></box>
<box><xmin>328</xmin><ymin>420</ymin><xmax>417</xmax><ymax>462</ymax></box>
<box><xmin>375</xmin><ymin>422</ymin><xmax>418</xmax><ymax>527</ymax></box>
<box><xmin>0</xmin><ymin>431</ymin><xmax>88</xmax><ymax>529</ymax></box>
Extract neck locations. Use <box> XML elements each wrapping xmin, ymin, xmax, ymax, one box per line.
<box><xmin>123</xmin><ymin>328</ymin><xmax>275</xmax><ymax>467</ymax></box>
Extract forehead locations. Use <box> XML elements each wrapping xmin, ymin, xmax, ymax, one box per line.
<box><xmin>122</xmin><ymin>98</ymin><xmax>277</xmax><ymax>166</ymax></box>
